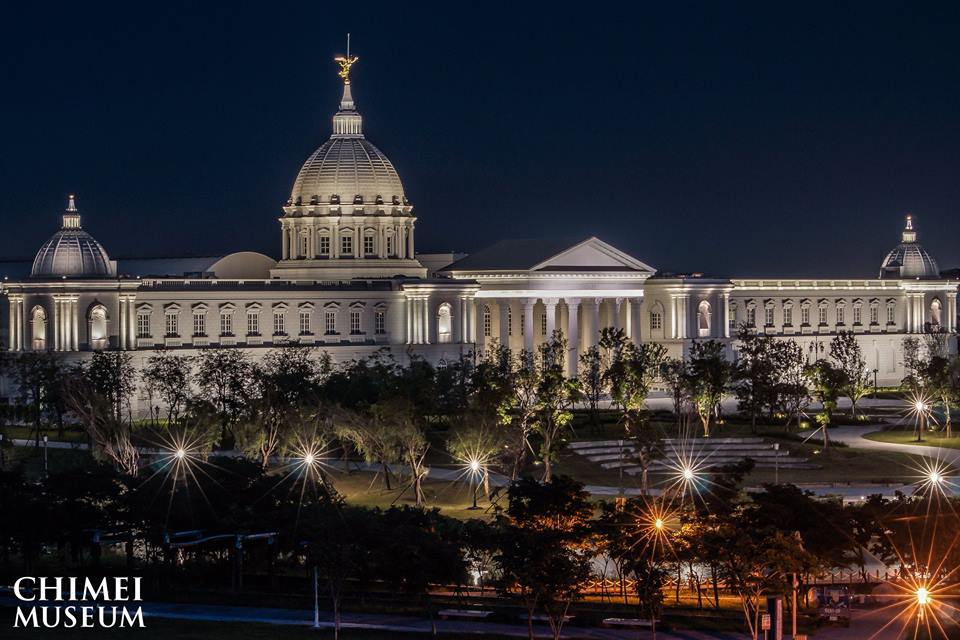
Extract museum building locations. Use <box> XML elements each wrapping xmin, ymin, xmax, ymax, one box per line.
<box><xmin>1</xmin><ymin>58</ymin><xmax>957</xmax><ymax>388</ymax></box>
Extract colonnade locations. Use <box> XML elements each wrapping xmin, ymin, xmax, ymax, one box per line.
<box><xmin>481</xmin><ymin>296</ymin><xmax>643</xmax><ymax>376</ymax></box>
<box><xmin>281</xmin><ymin>218</ymin><xmax>415</xmax><ymax>260</ymax></box>
<box><xmin>405</xmin><ymin>294</ymin><xmax>476</xmax><ymax>346</ymax></box>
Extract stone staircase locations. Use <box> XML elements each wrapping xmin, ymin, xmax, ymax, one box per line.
<box><xmin>567</xmin><ymin>437</ymin><xmax>818</xmax><ymax>475</ymax></box>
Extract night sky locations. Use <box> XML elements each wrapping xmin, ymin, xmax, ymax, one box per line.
<box><xmin>2</xmin><ymin>2</ymin><xmax>959</xmax><ymax>277</ymax></box>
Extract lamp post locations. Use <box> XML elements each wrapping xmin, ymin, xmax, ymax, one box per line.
<box><xmin>467</xmin><ymin>459</ymin><xmax>482</xmax><ymax>510</ymax></box>
<box><xmin>915</xmin><ymin>401</ymin><xmax>926</xmax><ymax>443</ymax></box>
<box><xmin>792</xmin><ymin>531</ymin><xmax>804</xmax><ymax>639</ymax></box>
<box><xmin>0</xmin><ymin>432</ymin><xmax>4</xmax><ymax>469</ymax></box>
<box><xmin>871</xmin><ymin>368</ymin><xmax>878</xmax><ymax>397</ymax></box>
<box><xmin>42</xmin><ymin>434</ymin><xmax>49</xmax><ymax>476</ymax></box>
<box><xmin>773</xmin><ymin>442</ymin><xmax>780</xmax><ymax>484</ymax></box>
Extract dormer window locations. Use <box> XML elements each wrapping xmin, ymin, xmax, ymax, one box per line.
<box><xmin>353</xmin><ymin>195</ymin><xmax>363</xmax><ymax>205</ymax></box>
<box><xmin>295</xmin><ymin>196</ymin><xmax>303</xmax><ymax>206</ymax></box>
<box><xmin>310</xmin><ymin>195</ymin><xmax>319</xmax><ymax>205</ymax></box>
<box><xmin>375</xmin><ymin>195</ymin><xmax>384</xmax><ymax>205</ymax></box>
<box><xmin>392</xmin><ymin>195</ymin><xmax>401</xmax><ymax>205</ymax></box>
<box><xmin>330</xmin><ymin>194</ymin><xmax>340</xmax><ymax>205</ymax></box>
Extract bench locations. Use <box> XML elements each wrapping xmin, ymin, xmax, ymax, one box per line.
<box><xmin>602</xmin><ymin>617</ymin><xmax>659</xmax><ymax>628</ymax></box>
<box><xmin>437</xmin><ymin>609</ymin><xmax>493</xmax><ymax>620</ymax></box>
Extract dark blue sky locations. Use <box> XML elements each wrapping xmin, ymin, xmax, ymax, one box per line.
<box><xmin>2</xmin><ymin>2</ymin><xmax>959</xmax><ymax>277</ymax></box>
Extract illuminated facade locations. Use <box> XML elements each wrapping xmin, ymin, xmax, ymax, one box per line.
<box><xmin>1</xmin><ymin>59</ymin><xmax>957</xmax><ymax>388</ymax></box>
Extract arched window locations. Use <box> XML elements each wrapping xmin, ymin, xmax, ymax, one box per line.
<box><xmin>930</xmin><ymin>298</ymin><xmax>942</xmax><ymax>327</ymax></box>
<box><xmin>482</xmin><ymin>305</ymin><xmax>491</xmax><ymax>337</ymax></box>
<box><xmin>649</xmin><ymin>302</ymin><xmax>664</xmax><ymax>336</ymax></box>
<box><xmin>697</xmin><ymin>300</ymin><xmax>711</xmax><ymax>337</ymax></box>
<box><xmin>31</xmin><ymin>306</ymin><xmax>47</xmax><ymax>351</ymax></box>
<box><xmin>88</xmin><ymin>304</ymin><xmax>108</xmax><ymax>350</ymax></box>
<box><xmin>437</xmin><ymin>303</ymin><xmax>452</xmax><ymax>343</ymax></box>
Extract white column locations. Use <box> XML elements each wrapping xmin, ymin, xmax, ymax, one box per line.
<box><xmin>613</xmin><ymin>297</ymin><xmax>624</xmax><ymax>331</ymax></box>
<box><xmin>630</xmin><ymin>297</ymin><xmax>643</xmax><ymax>344</ymax></box>
<box><xmin>467</xmin><ymin>298</ymin><xmax>475</xmax><ymax>343</ymax></box>
<box><xmin>566</xmin><ymin>298</ymin><xmax>580</xmax><ymax>378</ymax></box>
<box><xmin>457</xmin><ymin>297</ymin><xmax>467</xmax><ymax>343</ymax></box>
<box><xmin>408</xmin><ymin>223</ymin><xmax>415</xmax><ymax>259</ymax></box>
<box><xmin>544</xmin><ymin>298</ymin><xmax>558</xmax><ymax>338</ymax></box>
<box><xmin>947</xmin><ymin>293</ymin><xmax>957</xmax><ymax>332</ymax></box>
<box><xmin>499</xmin><ymin>300</ymin><xmax>511</xmax><ymax>348</ymax></box>
<box><xmin>331</xmin><ymin>224</ymin><xmax>340</xmax><ymax>259</ymax></box>
<box><xmin>17</xmin><ymin>299</ymin><xmax>24</xmax><ymax>351</ymax></box>
<box><xmin>422</xmin><ymin>296</ymin><xmax>431</xmax><ymax>344</ymax></box>
<box><xmin>588</xmin><ymin>298</ymin><xmax>601</xmax><ymax>349</ymax></box>
<box><xmin>72</xmin><ymin>299</ymin><xmax>79</xmax><ymax>350</ymax></box>
<box><xmin>522</xmin><ymin>299</ymin><xmax>535</xmax><ymax>352</ymax></box>
<box><xmin>119</xmin><ymin>296</ymin><xmax>127</xmax><ymax>349</ymax></box>
<box><xmin>722</xmin><ymin>293</ymin><xmax>730</xmax><ymax>339</ymax></box>
<box><xmin>8</xmin><ymin>298</ymin><xmax>15</xmax><ymax>352</ymax></box>
<box><xmin>405</xmin><ymin>297</ymin><xmax>413</xmax><ymax>344</ymax></box>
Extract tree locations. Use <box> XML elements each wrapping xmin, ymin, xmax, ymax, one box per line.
<box><xmin>805</xmin><ymin>359</ymin><xmax>845</xmax><ymax>450</ymax></box>
<box><xmin>685</xmin><ymin>341</ymin><xmax>732</xmax><ymax>437</ymax></box>
<box><xmin>829</xmin><ymin>331</ymin><xmax>870</xmax><ymax>418</ymax></box>
<box><xmin>659</xmin><ymin>358</ymin><xmax>688</xmax><ymax>432</ymax></box>
<box><xmin>496</xmin><ymin>476</ymin><xmax>594</xmax><ymax>640</ymax></box>
<box><xmin>447</xmin><ymin>414</ymin><xmax>506</xmax><ymax>501</ymax></box>
<box><xmin>194</xmin><ymin>349</ymin><xmax>254</xmax><ymax>447</ymax></box>
<box><xmin>602</xmin><ymin>328</ymin><xmax>667</xmax><ymax>435</ymax></box>
<box><xmin>733</xmin><ymin>329</ymin><xmax>780</xmax><ymax>433</ymax></box>
<box><xmin>85</xmin><ymin>352</ymin><xmax>137</xmax><ymax>424</ymax></box>
<box><xmin>532</xmin><ymin>333</ymin><xmax>580</xmax><ymax>482</ymax></box>
<box><xmin>140</xmin><ymin>350</ymin><xmax>193</xmax><ymax>426</ymax></box>
<box><xmin>771</xmin><ymin>340</ymin><xmax>809</xmax><ymax>431</ymax></box>
<box><xmin>578</xmin><ymin>345</ymin><xmax>604</xmax><ymax>430</ymax></box>
<box><xmin>334</xmin><ymin>401</ymin><xmax>403</xmax><ymax>491</ymax></box>
<box><xmin>10</xmin><ymin>351</ymin><xmax>66</xmax><ymax>444</ymax></box>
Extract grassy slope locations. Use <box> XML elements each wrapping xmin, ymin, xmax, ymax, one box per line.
<box><xmin>862</xmin><ymin>429</ymin><xmax>960</xmax><ymax>450</ymax></box>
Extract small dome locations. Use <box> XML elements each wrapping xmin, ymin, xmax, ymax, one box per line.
<box><xmin>31</xmin><ymin>196</ymin><xmax>116</xmax><ymax>278</ymax></box>
<box><xmin>288</xmin><ymin>79</ymin><xmax>407</xmax><ymax>208</ymax></box>
<box><xmin>880</xmin><ymin>215</ymin><xmax>939</xmax><ymax>279</ymax></box>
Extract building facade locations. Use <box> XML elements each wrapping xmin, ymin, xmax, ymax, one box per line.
<box><xmin>2</xmin><ymin>58</ymin><xmax>957</xmax><ymax>392</ymax></box>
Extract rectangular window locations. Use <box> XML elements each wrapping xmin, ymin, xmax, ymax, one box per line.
<box><xmin>137</xmin><ymin>313</ymin><xmax>151</xmax><ymax>338</ymax></box>
<box><xmin>375</xmin><ymin>311</ymin><xmax>385</xmax><ymax>334</ymax></box>
<box><xmin>299</xmin><ymin>311</ymin><xmax>311</xmax><ymax>334</ymax></box>
<box><xmin>483</xmin><ymin>308</ymin><xmax>491</xmax><ymax>337</ymax></box>
<box><xmin>325</xmin><ymin>311</ymin><xmax>337</xmax><ymax>335</ymax></box>
<box><xmin>746</xmin><ymin>308</ymin><xmax>756</xmax><ymax>327</ymax></box>
<box><xmin>350</xmin><ymin>310</ymin><xmax>362</xmax><ymax>334</ymax></box>
<box><xmin>783</xmin><ymin>307</ymin><xmax>793</xmax><ymax>326</ymax></box>
<box><xmin>247</xmin><ymin>312</ymin><xmax>260</xmax><ymax>335</ymax></box>
<box><xmin>540</xmin><ymin>312</ymin><xmax>548</xmax><ymax>336</ymax></box>
<box><xmin>819</xmin><ymin>306</ymin><xmax>828</xmax><ymax>325</ymax></box>
<box><xmin>273</xmin><ymin>311</ymin><xmax>285</xmax><ymax>335</ymax></box>
<box><xmin>887</xmin><ymin>305</ymin><xmax>895</xmax><ymax>325</ymax></box>
<box><xmin>364</xmin><ymin>235</ymin><xmax>375</xmax><ymax>256</ymax></box>
<box><xmin>801</xmin><ymin>307</ymin><xmax>810</xmax><ymax>325</ymax></box>
<box><xmin>853</xmin><ymin>306</ymin><xmax>862</xmax><ymax>325</ymax></box>
<box><xmin>193</xmin><ymin>312</ymin><xmax>206</xmax><ymax>336</ymax></box>
<box><xmin>165</xmin><ymin>313</ymin><xmax>178</xmax><ymax>337</ymax></box>
<box><xmin>387</xmin><ymin>236</ymin><xmax>395</xmax><ymax>256</ymax></box>
<box><xmin>728</xmin><ymin>314</ymin><xmax>737</xmax><ymax>330</ymax></box>
<box><xmin>870</xmin><ymin>306</ymin><xmax>878</xmax><ymax>325</ymax></box>
<box><xmin>836</xmin><ymin>307</ymin><xmax>845</xmax><ymax>325</ymax></box>
<box><xmin>650</xmin><ymin>312</ymin><xmax>662</xmax><ymax>330</ymax></box>
<box><xmin>341</xmin><ymin>235</ymin><xmax>352</xmax><ymax>256</ymax></box>
<box><xmin>220</xmin><ymin>312</ymin><xmax>232</xmax><ymax>335</ymax></box>
<box><xmin>764</xmin><ymin>307</ymin><xmax>774</xmax><ymax>326</ymax></box>
<box><xmin>318</xmin><ymin>236</ymin><xmax>330</xmax><ymax>256</ymax></box>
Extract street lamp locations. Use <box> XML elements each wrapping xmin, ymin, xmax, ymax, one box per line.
<box><xmin>914</xmin><ymin>400</ymin><xmax>927</xmax><ymax>443</ymax></box>
<box><xmin>467</xmin><ymin>458</ymin><xmax>483</xmax><ymax>510</ymax></box>
<box><xmin>872</xmin><ymin>368</ymin><xmax>878</xmax><ymax>397</ymax></box>
<box><xmin>42</xmin><ymin>434</ymin><xmax>49</xmax><ymax>476</ymax></box>
<box><xmin>916</xmin><ymin>586</ymin><xmax>930</xmax><ymax>622</ymax></box>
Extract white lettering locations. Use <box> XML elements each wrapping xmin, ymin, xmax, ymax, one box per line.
<box><xmin>13</xmin><ymin>607</ymin><xmax>37</xmax><ymax>627</ymax></box>
<box><xmin>82</xmin><ymin>578</ymin><xmax>108</xmax><ymax>601</ymax></box>
<box><xmin>13</xmin><ymin>577</ymin><xmax>35</xmax><ymax>601</ymax></box>
<box><xmin>121</xmin><ymin>607</ymin><xmax>145</xmax><ymax>628</ymax></box>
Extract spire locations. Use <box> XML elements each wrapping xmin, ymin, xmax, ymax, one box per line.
<box><xmin>902</xmin><ymin>213</ymin><xmax>917</xmax><ymax>243</ymax></box>
<box><xmin>331</xmin><ymin>37</ymin><xmax>363</xmax><ymax>137</ymax></box>
<box><xmin>62</xmin><ymin>194</ymin><xmax>81</xmax><ymax>229</ymax></box>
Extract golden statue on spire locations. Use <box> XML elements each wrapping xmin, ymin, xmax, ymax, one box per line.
<box><xmin>334</xmin><ymin>33</ymin><xmax>358</xmax><ymax>84</ymax></box>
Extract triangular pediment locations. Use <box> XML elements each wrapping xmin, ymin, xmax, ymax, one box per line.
<box><xmin>530</xmin><ymin>237</ymin><xmax>656</xmax><ymax>274</ymax></box>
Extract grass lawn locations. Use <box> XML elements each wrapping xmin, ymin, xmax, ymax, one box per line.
<box><xmin>324</xmin><ymin>467</ymin><xmax>496</xmax><ymax>520</ymax></box>
<box><xmin>0</xmin><ymin>613</ymin><xmax>514</xmax><ymax>639</ymax></box>
<box><xmin>862</xmin><ymin>429</ymin><xmax>960</xmax><ymax>450</ymax></box>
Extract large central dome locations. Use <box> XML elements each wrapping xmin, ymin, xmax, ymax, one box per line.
<box><xmin>879</xmin><ymin>215</ymin><xmax>939</xmax><ymax>279</ymax></box>
<box><xmin>287</xmin><ymin>82</ymin><xmax>406</xmax><ymax>209</ymax></box>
